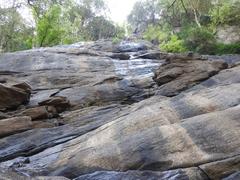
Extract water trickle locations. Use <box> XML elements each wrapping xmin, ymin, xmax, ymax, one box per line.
<box><xmin>112</xmin><ymin>58</ymin><xmax>164</xmax><ymax>78</ymax></box>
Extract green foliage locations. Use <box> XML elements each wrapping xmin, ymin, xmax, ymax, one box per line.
<box><xmin>160</xmin><ymin>35</ymin><xmax>187</xmax><ymax>53</ymax></box>
<box><xmin>84</xmin><ymin>16</ymin><xmax>117</xmax><ymax>40</ymax></box>
<box><xmin>36</xmin><ymin>5</ymin><xmax>64</xmax><ymax>47</ymax></box>
<box><xmin>112</xmin><ymin>25</ymin><xmax>126</xmax><ymax>44</ymax></box>
<box><xmin>0</xmin><ymin>7</ymin><xmax>34</xmax><ymax>52</ymax></box>
<box><xmin>183</xmin><ymin>27</ymin><xmax>216</xmax><ymax>54</ymax></box>
<box><xmin>143</xmin><ymin>25</ymin><xmax>169</xmax><ymax>44</ymax></box>
<box><xmin>112</xmin><ymin>37</ymin><xmax>121</xmax><ymax>44</ymax></box>
<box><xmin>210</xmin><ymin>1</ymin><xmax>240</xmax><ymax>26</ymax></box>
<box><xmin>215</xmin><ymin>43</ymin><xmax>240</xmax><ymax>55</ymax></box>
<box><xmin>143</xmin><ymin>25</ymin><xmax>186</xmax><ymax>53</ymax></box>
<box><xmin>128</xmin><ymin>0</ymin><xmax>162</xmax><ymax>32</ymax></box>
<box><xmin>32</xmin><ymin>0</ymin><xmax>124</xmax><ymax>47</ymax></box>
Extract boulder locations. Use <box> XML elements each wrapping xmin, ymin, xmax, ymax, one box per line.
<box><xmin>0</xmin><ymin>116</ymin><xmax>32</xmax><ymax>138</ymax></box>
<box><xmin>38</xmin><ymin>96</ymin><xmax>71</xmax><ymax>113</ymax></box>
<box><xmin>20</xmin><ymin>106</ymin><xmax>58</xmax><ymax>120</ymax></box>
<box><xmin>153</xmin><ymin>58</ymin><xmax>228</xmax><ymax>96</ymax></box>
<box><xmin>0</xmin><ymin>83</ymin><xmax>31</xmax><ymax>110</ymax></box>
<box><xmin>12</xmin><ymin>82</ymin><xmax>32</xmax><ymax>94</ymax></box>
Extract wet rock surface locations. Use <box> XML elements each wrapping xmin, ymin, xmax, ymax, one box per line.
<box><xmin>0</xmin><ymin>40</ymin><xmax>240</xmax><ymax>179</ymax></box>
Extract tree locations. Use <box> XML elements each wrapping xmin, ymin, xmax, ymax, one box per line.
<box><xmin>128</xmin><ymin>0</ymin><xmax>162</xmax><ymax>33</ymax></box>
<box><xmin>84</xmin><ymin>16</ymin><xmax>122</xmax><ymax>40</ymax></box>
<box><xmin>27</xmin><ymin>0</ymin><xmax>110</xmax><ymax>46</ymax></box>
<box><xmin>35</xmin><ymin>4</ymin><xmax>63</xmax><ymax>47</ymax></box>
<box><xmin>127</xmin><ymin>0</ymin><xmax>215</xmax><ymax>31</ymax></box>
<box><xmin>210</xmin><ymin>0</ymin><xmax>240</xmax><ymax>27</ymax></box>
<box><xmin>0</xmin><ymin>1</ymin><xmax>33</xmax><ymax>52</ymax></box>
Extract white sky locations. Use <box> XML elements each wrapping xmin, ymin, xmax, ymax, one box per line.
<box><xmin>107</xmin><ymin>0</ymin><xmax>138</xmax><ymax>24</ymax></box>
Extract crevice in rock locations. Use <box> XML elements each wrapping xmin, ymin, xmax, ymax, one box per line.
<box><xmin>49</xmin><ymin>87</ymin><xmax>72</xmax><ymax>97</ymax></box>
<box><xmin>197</xmin><ymin>166</ymin><xmax>212</xmax><ymax>180</ymax></box>
<box><xmin>93</xmin><ymin>77</ymin><xmax>123</xmax><ymax>86</ymax></box>
<box><xmin>0</xmin><ymin>134</ymin><xmax>77</xmax><ymax>162</ymax></box>
<box><xmin>0</xmin><ymin>123</ymin><xmax>106</xmax><ymax>162</ymax></box>
<box><xmin>0</xmin><ymin>71</ymin><xmax>22</xmax><ymax>75</ymax></box>
<box><xmin>168</xmin><ymin>154</ymin><xmax>240</xmax><ymax>173</ymax></box>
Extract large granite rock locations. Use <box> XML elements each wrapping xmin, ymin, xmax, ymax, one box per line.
<box><xmin>0</xmin><ymin>40</ymin><xmax>240</xmax><ymax>179</ymax></box>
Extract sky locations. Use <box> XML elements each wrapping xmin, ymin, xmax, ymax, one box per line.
<box><xmin>106</xmin><ymin>0</ymin><xmax>138</xmax><ymax>24</ymax></box>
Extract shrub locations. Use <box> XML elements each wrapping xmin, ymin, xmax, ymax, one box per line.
<box><xmin>112</xmin><ymin>37</ymin><xmax>122</xmax><ymax>44</ymax></box>
<box><xmin>215</xmin><ymin>43</ymin><xmax>240</xmax><ymax>55</ymax></box>
<box><xmin>184</xmin><ymin>27</ymin><xmax>216</xmax><ymax>54</ymax></box>
<box><xmin>210</xmin><ymin>2</ymin><xmax>240</xmax><ymax>26</ymax></box>
<box><xmin>160</xmin><ymin>35</ymin><xmax>187</xmax><ymax>53</ymax></box>
<box><xmin>143</xmin><ymin>25</ymin><xmax>169</xmax><ymax>44</ymax></box>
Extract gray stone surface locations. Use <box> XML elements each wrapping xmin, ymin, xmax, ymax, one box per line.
<box><xmin>75</xmin><ymin>168</ymin><xmax>207</xmax><ymax>180</ymax></box>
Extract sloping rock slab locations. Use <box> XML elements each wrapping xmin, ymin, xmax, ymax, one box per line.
<box><xmin>75</xmin><ymin>168</ymin><xmax>207</xmax><ymax>180</ymax></box>
<box><xmin>1</xmin><ymin>105</ymin><xmax>239</xmax><ymax>178</ymax></box>
<box><xmin>200</xmin><ymin>155</ymin><xmax>240</xmax><ymax>179</ymax></box>
<box><xmin>0</xmin><ymin>169</ymin><xmax>69</xmax><ymax>180</ymax></box>
<box><xmin>0</xmin><ymin>105</ymin><xmax>125</xmax><ymax>162</ymax></box>
<box><xmin>0</xmin><ymin>82</ymin><xmax>239</xmax><ymax>165</ymax></box>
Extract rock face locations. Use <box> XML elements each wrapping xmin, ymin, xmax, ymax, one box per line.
<box><xmin>217</xmin><ymin>25</ymin><xmax>240</xmax><ymax>44</ymax></box>
<box><xmin>0</xmin><ymin>40</ymin><xmax>240</xmax><ymax>179</ymax></box>
<box><xmin>153</xmin><ymin>56</ymin><xmax>228</xmax><ymax>96</ymax></box>
<box><xmin>75</xmin><ymin>168</ymin><xmax>207</xmax><ymax>180</ymax></box>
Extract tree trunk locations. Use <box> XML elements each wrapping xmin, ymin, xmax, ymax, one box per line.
<box><xmin>193</xmin><ymin>8</ymin><xmax>201</xmax><ymax>27</ymax></box>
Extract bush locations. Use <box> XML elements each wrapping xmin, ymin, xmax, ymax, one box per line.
<box><xmin>143</xmin><ymin>25</ymin><xmax>169</xmax><ymax>44</ymax></box>
<box><xmin>215</xmin><ymin>43</ymin><xmax>240</xmax><ymax>55</ymax></box>
<box><xmin>112</xmin><ymin>37</ymin><xmax>122</xmax><ymax>44</ymax></box>
<box><xmin>160</xmin><ymin>35</ymin><xmax>187</xmax><ymax>53</ymax></box>
<box><xmin>184</xmin><ymin>27</ymin><xmax>216</xmax><ymax>54</ymax></box>
<box><xmin>210</xmin><ymin>2</ymin><xmax>240</xmax><ymax>26</ymax></box>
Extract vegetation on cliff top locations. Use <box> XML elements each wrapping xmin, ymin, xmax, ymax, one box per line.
<box><xmin>128</xmin><ymin>0</ymin><xmax>240</xmax><ymax>54</ymax></box>
<box><xmin>0</xmin><ymin>0</ymin><xmax>240</xmax><ymax>54</ymax></box>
